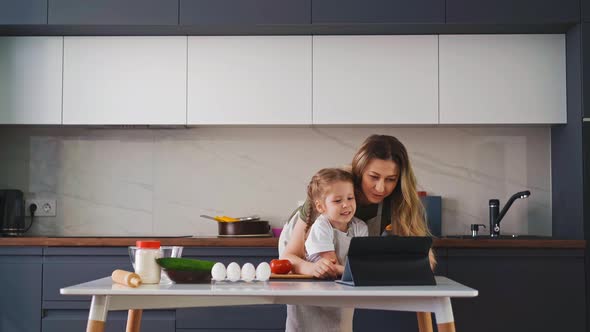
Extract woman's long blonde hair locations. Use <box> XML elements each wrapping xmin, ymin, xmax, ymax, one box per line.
<box><xmin>351</xmin><ymin>135</ymin><xmax>431</xmax><ymax>237</ymax></box>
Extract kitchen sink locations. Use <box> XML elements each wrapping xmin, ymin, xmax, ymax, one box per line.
<box><xmin>443</xmin><ymin>235</ymin><xmax>552</xmax><ymax>240</ymax></box>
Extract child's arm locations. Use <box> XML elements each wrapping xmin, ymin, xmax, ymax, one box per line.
<box><xmin>283</xmin><ymin>216</ymin><xmax>338</xmax><ymax>278</ymax></box>
<box><xmin>317</xmin><ymin>251</ymin><xmax>345</xmax><ymax>276</ymax></box>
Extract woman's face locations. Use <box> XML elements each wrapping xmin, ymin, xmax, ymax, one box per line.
<box><xmin>360</xmin><ymin>159</ymin><xmax>399</xmax><ymax>204</ymax></box>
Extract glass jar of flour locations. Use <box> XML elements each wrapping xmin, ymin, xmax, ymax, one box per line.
<box><xmin>134</xmin><ymin>240</ymin><xmax>162</xmax><ymax>284</ymax></box>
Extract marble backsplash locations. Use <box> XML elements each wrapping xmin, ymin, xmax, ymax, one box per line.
<box><xmin>0</xmin><ymin>126</ymin><xmax>551</xmax><ymax>237</ymax></box>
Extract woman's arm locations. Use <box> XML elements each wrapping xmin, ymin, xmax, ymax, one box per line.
<box><xmin>280</xmin><ymin>216</ymin><xmax>338</xmax><ymax>278</ymax></box>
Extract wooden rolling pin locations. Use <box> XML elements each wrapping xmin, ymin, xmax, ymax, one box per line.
<box><xmin>112</xmin><ymin>269</ymin><xmax>142</xmax><ymax>288</ymax></box>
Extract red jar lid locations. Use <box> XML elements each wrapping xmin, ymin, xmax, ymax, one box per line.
<box><xmin>418</xmin><ymin>191</ymin><xmax>427</xmax><ymax>197</ymax></box>
<box><xmin>136</xmin><ymin>240</ymin><xmax>160</xmax><ymax>249</ymax></box>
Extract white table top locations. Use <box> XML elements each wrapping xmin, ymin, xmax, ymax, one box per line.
<box><xmin>61</xmin><ymin>276</ymin><xmax>477</xmax><ymax>298</ymax></box>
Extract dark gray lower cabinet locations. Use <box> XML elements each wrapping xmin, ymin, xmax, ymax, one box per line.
<box><xmin>42</xmin><ymin>309</ymin><xmax>174</xmax><ymax>332</ymax></box>
<box><xmin>177</xmin><ymin>305</ymin><xmax>286</xmax><ymax>330</ymax></box>
<box><xmin>448</xmin><ymin>249</ymin><xmax>586</xmax><ymax>332</ymax></box>
<box><xmin>43</xmin><ymin>247</ymin><xmax>134</xmax><ymax>302</ymax></box>
<box><xmin>177</xmin><ymin>331</ymin><xmax>283</xmax><ymax>332</ymax></box>
<box><xmin>354</xmin><ymin>250</ymin><xmax>448</xmax><ymax>332</ymax></box>
<box><xmin>42</xmin><ymin>247</ymin><xmax>173</xmax><ymax>332</ymax></box>
<box><xmin>178</xmin><ymin>247</ymin><xmax>287</xmax><ymax>330</ymax></box>
<box><xmin>0</xmin><ymin>247</ymin><xmax>42</xmax><ymax>332</ymax></box>
<box><xmin>2</xmin><ymin>246</ymin><xmax>584</xmax><ymax>332</ymax></box>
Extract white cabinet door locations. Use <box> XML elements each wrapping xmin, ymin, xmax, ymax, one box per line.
<box><xmin>63</xmin><ymin>37</ymin><xmax>186</xmax><ymax>125</ymax></box>
<box><xmin>312</xmin><ymin>35</ymin><xmax>438</xmax><ymax>125</ymax></box>
<box><xmin>439</xmin><ymin>34</ymin><xmax>566</xmax><ymax>124</ymax></box>
<box><xmin>0</xmin><ymin>37</ymin><xmax>63</xmax><ymax>124</ymax></box>
<box><xmin>187</xmin><ymin>36</ymin><xmax>312</xmax><ymax>125</ymax></box>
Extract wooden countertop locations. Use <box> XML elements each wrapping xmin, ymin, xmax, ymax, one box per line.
<box><xmin>0</xmin><ymin>236</ymin><xmax>585</xmax><ymax>249</ymax></box>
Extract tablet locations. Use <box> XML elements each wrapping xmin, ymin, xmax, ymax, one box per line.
<box><xmin>336</xmin><ymin>236</ymin><xmax>435</xmax><ymax>286</ymax></box>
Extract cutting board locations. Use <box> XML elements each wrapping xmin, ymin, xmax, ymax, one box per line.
<box><xmin>270</xmin><ymin>273</ymin><xmax>314</xmax><ymax>279</ymax></box>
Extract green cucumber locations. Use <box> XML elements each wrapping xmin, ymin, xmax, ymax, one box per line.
<box><xmin>156</xmin><ymin>257</ymin><xmax>215</xmax><ymax>271</ymax></box>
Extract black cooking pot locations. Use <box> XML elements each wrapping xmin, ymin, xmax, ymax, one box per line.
<box><xmin>200</xmin><ymin>215</ymin><xmax>271</xmax><ymax>237</ymax></box>
<box><xmin>218</xmin><ymin>220</ymin><xmax>271</xmax><ymax>237</ymax></box>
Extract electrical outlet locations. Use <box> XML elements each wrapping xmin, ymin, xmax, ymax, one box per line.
<box><xmin>25</xmin><ymin>199</ymin><xmax>57</xmax><ymax>217</ymax></box>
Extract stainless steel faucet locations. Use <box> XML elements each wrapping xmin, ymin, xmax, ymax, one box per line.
<box><xmin>489</xmin><ymin>190</ymin><xmax>531</xmax><ymax>237</ymax></box>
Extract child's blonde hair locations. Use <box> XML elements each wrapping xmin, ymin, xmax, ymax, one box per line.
<box><xmin>305</xmin><ymin>168</ymin><xmax>354</xmax><ymax>232</ymax></box>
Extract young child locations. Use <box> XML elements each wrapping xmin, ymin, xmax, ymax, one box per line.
<box><xmin>304</xmin><ymin>168</ymin><xmax>368</xmax><ymax>275</ymax></box>
<box><xmin>285</xmin><ymin>168</ymin><xmax>368</xmax><ymax>332</ymax></box>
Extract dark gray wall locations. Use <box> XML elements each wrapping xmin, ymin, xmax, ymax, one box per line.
<box><xmin>552</xmin><ymin>25</ymin><xmax>584</xmax><ymax>239</ymax></box>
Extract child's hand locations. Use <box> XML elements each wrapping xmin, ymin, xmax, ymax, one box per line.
<box><xmin>311</xmin><ymin>258</ymin><xmax>338</xmax><ymax>279</ymax></box>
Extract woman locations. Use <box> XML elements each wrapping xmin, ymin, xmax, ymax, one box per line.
<box><xmin>279</xmin><ymin>134</ymin><xmax>434</xmax><ymax>278</ymax></box>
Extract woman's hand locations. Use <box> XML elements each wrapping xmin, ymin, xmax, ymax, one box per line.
<box><xmin>311</xmin><ymin>257</ymin><xmax>339</xmax><ymax>279</ymax></box>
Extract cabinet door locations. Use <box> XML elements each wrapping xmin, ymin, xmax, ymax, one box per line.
<box><xmin>0</xmin><ymin>37</ymin><xmax>62</xmax><ymax>124</ymax></box>
<box><xmin>0</xmin><ymin>0</ymin><xmax>47</xmax><ymax>24</ymax></box>
<box><xmin>187</xmin><ymin>36</ymin><xmax>312</xmax><ymax>125</ymax></box>
<box><xmin>63</xmin><ymin>36</ymin><xmax>186</xmax><ymax>125</ymax></box>
<box><xmin>181</xmin><ymin>0</ymin><xmax>310</xmax><ymax>25</ymax></box>
<box><xmin>446</xmin><ymin>0</ymin><xmax>579</xmax><ymax>24</ymax></box>
<box><xmin>43</xmin><ymin>247</ymin><xmax>133</xmax><ymax>302</ymax></box>
<box><xmin>447</xmin><ymin>249</ymin><xmax>585</xmax><ymax>332</ymax></box>
<box><xmin>48</xmin><ymin>0</ymin><xmax>178</xmax><ymax>25</ymax></box>
<box><xmin>312</xmin><ymin>0</ymin><xmax>444</xmax><ymax>24</ymax></box>
<box><xmin>313</xmin><ymin>35</ymin><xmax>438</xmax><ymax>124</ymax></box>
<box><xmin>0</xmin><ymin>248</ymin><xmax>42</xmax><ymax>332</ymax></box>
<box><xmin>42</xmin><ymin>309</ymin><xmax>174</xmax><ymax>332</ymax></box>
<box><xmin>439</xmin><ymin>34</ymin><xmax>566</xmax><ymax>124</ymax></box>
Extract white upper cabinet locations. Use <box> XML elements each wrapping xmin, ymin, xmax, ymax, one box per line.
<box><xmin>312</xmin><ymin>35</ymin><xmax>439</xmax><ymax>125</ymax></box>
<box><xmin>63</xmin><ymin>37</ymin><xmax>186</xmax><ymax>125</ymax></box>
<box><xmin>439</xmin><ymin>34</ymin><xmax>566</xmax><ymax>124</ymax></box>
<box><xmin>0</xmin><ymin>37</ymin><xmax>63</xmax><ymax>124</ymax></box>
<box><xmin>187</xmin><ymin>36</ymin><xmax>312</xmax><ymax>125</ymax></box>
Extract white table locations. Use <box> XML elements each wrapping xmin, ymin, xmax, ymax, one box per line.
<box><xmin>61</xmin><ymin>276</ymin><xmax>477</xmax><ymax>332</ymax></box>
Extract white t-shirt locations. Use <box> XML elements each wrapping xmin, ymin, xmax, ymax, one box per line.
<box><xmin>305</xmin><ymin>214</ymin><xmax>368</xmax><ymax>262</ymax></box>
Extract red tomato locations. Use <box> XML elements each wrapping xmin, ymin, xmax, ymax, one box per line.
<box><xmin>270</xmin><ymin>259</ymin><xmax>292</xmax><ymax>274</ymax></box>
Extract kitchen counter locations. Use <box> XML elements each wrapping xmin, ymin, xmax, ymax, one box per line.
<box><xmin>0</xmin><ymin>236</ymin><xmax>584</xmax><ymax>249</ymax></box>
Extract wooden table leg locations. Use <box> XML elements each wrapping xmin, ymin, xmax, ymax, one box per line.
<box><xmin>87</xmin><ymin>295</ymin><xmax>109</xmax><ymax>332</ymax></box>
<box><xmin>126</xmin><ymin>309</ymin><xmax>143</xmax><ymax>332</ymax></box>
<box><xmin>437</xmin><ymin>322</ymin><xmax>456</xmax><ymax>332</ymax></box>
<box><xmin>417</xmin><ymin>312</ymin><xmax>433</xmax><ymax>332</ymax></box>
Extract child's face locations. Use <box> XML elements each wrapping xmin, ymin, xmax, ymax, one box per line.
<box><xmin>315</xmin><ymin>181</ymin><xmax>356</xmax><ymax>227</ymax></box>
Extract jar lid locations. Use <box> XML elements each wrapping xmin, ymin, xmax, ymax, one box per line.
<box><xmin>136</xmin><ymin>240</ymin><xmax>160</xmax><ymax>249</ymax></box>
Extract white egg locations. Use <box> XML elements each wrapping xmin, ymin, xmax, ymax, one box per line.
<box><xmin>241</xmin><ymin>263</ymin><xmax>256</xmax><ymax>282</ymax></box>
<box><xmin>226</xmin><ymin>262</ymin><xmax>241</xmax><ymax>282</ymax></box>
<box><xmin>211</xmin><ymin>262</ymin><xmax>226</xmax><ymax>281</ymax></box>
<box><xmin>255</xmin><ymin>262</ymin><xmax>271</xmax><ymax>281</ymax></box>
